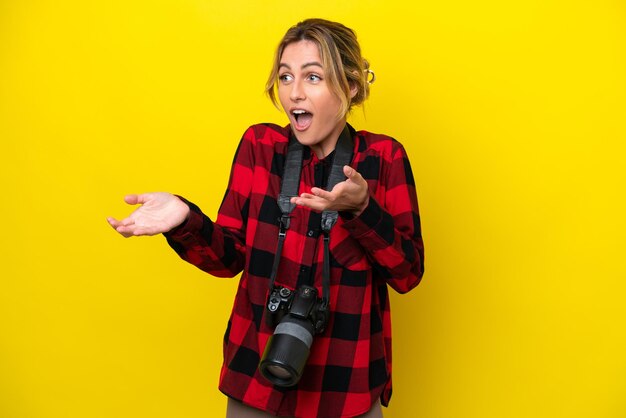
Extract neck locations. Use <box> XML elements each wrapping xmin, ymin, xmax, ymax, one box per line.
<box><xmin>310</xmin><ymin>120</ymin><xmax>347</xmax><ymax>159</ymax></box>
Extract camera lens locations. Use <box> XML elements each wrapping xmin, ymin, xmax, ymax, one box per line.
<box><xmin>264</xmin><ymin>364</ymin><xmax>292</xmax><ymax>380</ymax></box>
<box><xmin>259</xmin><ymin>315</ymin><xmax>315</xmax><ymax>387</ymax></box>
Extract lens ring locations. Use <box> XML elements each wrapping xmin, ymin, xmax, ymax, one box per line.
<box><xmin>265</xmin><ymin>364</ymin><xmax>292</xmax><ymax>380</ymax></box>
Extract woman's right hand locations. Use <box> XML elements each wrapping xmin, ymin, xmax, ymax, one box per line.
<box><xmin>107</xmin><ymin>192</ymin><xmax>190</xmax><ymax>238</ymax></box>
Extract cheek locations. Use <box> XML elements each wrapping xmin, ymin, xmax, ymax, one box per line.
<box><xmin>317</xmin><ymin>93</ymin><xmax>343</xmax><ymax>119</ymax></box>
<box><xmin>277</xmin><ymin>88</ymin><xmax>289</xmax><ymax>109</ymax></box>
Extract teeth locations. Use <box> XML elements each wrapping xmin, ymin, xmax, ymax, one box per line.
<box><xmin>292</xmin><ymin>110</ymin><xmax>306</xmax><ymax>115</ymax></box>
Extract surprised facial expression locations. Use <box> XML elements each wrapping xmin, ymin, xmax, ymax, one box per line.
<box><xmin>278</xmin><ymin>40</ymin><xmax>348</xmax><ymax>159</ymax></box>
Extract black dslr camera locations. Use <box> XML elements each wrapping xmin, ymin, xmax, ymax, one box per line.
<box><xmin>259</xmin><ymin>285</ymin><xmax>329</xmax><ymax>387</ymax></box>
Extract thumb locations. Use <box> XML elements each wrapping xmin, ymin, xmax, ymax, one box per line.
<box><xmin>344</xmin><ymin>165</ymin><xmax>363</xmax><ymax>182</ymax></box>
<box><xmin>124</xmin><ymin>194</ymin><xmax>149</xmax><ymax>205</ymax></box>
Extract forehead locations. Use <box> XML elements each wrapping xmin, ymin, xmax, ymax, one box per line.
<box><xmin>280</xmin><ymin>40</ymin><xmax>322</xmax><ymax>66</ymax></box>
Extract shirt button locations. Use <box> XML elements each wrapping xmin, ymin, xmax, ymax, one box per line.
<box><xmin>307</xmin><ymin>230</ymin><xmax>314</xmax><ymax>237</ymax></box>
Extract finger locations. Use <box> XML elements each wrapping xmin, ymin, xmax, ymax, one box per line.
<box><xmin>113</xmin><ymin>225</ymin><xmax>136</xmax><ymax>238</ymax></box>
<box><xmin>124</xmin><ymin>193</ymin><xmax>152</xmax><ymax>205</ymax></box>
<box><xmin>345</xmin><ymin>165</ymin><xmax>362</xmax><ymax>180</ymax></box>
<box><xmin>133</xmin><ymin>193</ymin><xmax>152</xmax><ymax>205</ymax></box>
<box><xmin>107</xmin><ymin>217</ymin><xmax>124</xmax><ymax>233</ymax></box>
<box><xmin>131</xmin><ymin>226</ymin><xmax>160</xmax><ymax>237</ymax></box>
<box><xmin>291</xmin><ymin>193</ymin><xmax>312</xmax><ymax>204</ymax></box>
<box><xmin>291</xmin><ymin>195</ymin><xmax>327</xmax><ymax>211</ymax></box>
<box><xmin>123</xmin><ymin>219</ymin><xmax>136</xmax><ymax>227</ymax></box>
<box><xmin>310</xmin><ymin>187</ymin><xmax>334</xmax><ymax>201</ymax></box>
<box><xmin>108</xmin><ymin>216</ymin><xmax>135</xmax><ymax>227</ymax></box>
<box><xmin>124</xmin><ymin>194</ymin><xmax>139</xmax><ymax>205</ymax></box>
<box><xmin>343</xmin><ymin>165</ymin><xmax>365</xmax><ymax>184</ymax></box>
<box><xmin>131</xmin><ymin>228</ymin><xmax>146</xmax><ymax>236</ymax></box>
<box><xmin>113</xmin><ymin>216</ymin><xmax>135</xmax><ymax>227</ymax></box>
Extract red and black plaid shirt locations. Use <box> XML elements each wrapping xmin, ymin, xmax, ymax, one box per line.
<box><xmin>165</xmin><ymin>123</ymin><xmax>424</xmax><ymax>418</ymax></box>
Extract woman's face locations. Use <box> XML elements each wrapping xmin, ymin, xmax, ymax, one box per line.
<box><xmin>278</xmin><ymin>40</ymin><xmax>348</xmax><ymax>158</ymax></box>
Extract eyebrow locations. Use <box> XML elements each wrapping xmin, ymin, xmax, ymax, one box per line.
<box><xmin>279</xmin><ymin>61</ymin><xmax>324</xmax><ymax>70</ymax></box>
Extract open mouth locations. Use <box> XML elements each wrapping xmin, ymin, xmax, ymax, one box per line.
<box><xmin>292</xmin><ymin>109</ymin><xmax>313</xmax><ymax>131</ymax></box>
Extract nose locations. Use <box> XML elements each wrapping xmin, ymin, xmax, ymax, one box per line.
<box><xmin>290</xmin><ymin>79</ymin><xmax>305</xmax><ymax>102</ymax></box>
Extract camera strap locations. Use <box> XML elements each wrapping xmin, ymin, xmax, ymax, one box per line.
<box><xmin>268</xmin><ymin>124</ymin><xmax>354</xmax><ymax>306</ymax></box>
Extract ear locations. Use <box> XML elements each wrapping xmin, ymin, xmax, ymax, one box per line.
<box><xmin>349</xmin><ymin>71</ymin><xmax>359</xmax><ymax>99</ymax></box>
<box><xmin>349</xmin><ymin>82</ymin><xmax>358</xmax><ymax>99</ymax></box>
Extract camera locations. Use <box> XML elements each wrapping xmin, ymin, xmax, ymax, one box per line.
<box><xmin>259</xmin><ymin>285</ymin><xmax>329</xmax><ymax>387</ymax></box>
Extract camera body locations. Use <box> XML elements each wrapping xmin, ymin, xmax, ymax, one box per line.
<box><xmin>265</xmin><ymin>285</ymin><xmax>329</xmax><ymax>333</ymax></box>
<box><xmin>259</xmin><ymin>285</ymin><xmax>329</xmax><ymax>387</ymax></box>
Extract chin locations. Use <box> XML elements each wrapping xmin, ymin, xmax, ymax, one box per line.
<box><xmin>292</xmin><ymin>130</ymin><xmax>316</xmax><ymax>146</ymax></box>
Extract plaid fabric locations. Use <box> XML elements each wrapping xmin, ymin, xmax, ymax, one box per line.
<box><xmin>165</xmin><ymin>123</ymin><xmax>424</xmax><ymax>418</ymax></box>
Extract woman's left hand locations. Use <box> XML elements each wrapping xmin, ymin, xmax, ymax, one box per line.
<box><xmin>291</xmin><ymin>165</ymin><xmax>369</xmax><ymax>216</ymax></box>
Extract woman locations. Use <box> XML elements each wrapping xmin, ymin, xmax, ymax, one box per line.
<box><xmin>108</xmin><ymin>18</ymin><xmax>424</xmax><ymax>418</ymax></box>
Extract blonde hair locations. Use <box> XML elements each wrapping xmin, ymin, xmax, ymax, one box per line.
<box><xmin>265</xmin><ymin>18</ymin><xmax>373</xmax><ymax>118</ymax></box>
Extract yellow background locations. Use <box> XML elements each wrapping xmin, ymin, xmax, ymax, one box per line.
<box><xmin>1</xmin><ymin>1</ymin><xmax>625</xmax><ymax>417</ymax></box>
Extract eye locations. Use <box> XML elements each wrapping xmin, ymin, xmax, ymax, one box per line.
<box><xmin>279</xmin><ymin>73</ymin><xmax>293</xmax><ymax>83</ymax></box>
<box><xmin>307</xmin><ymin>73</ymin><xmax>322</xmax><ymax>83</ymax></box>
